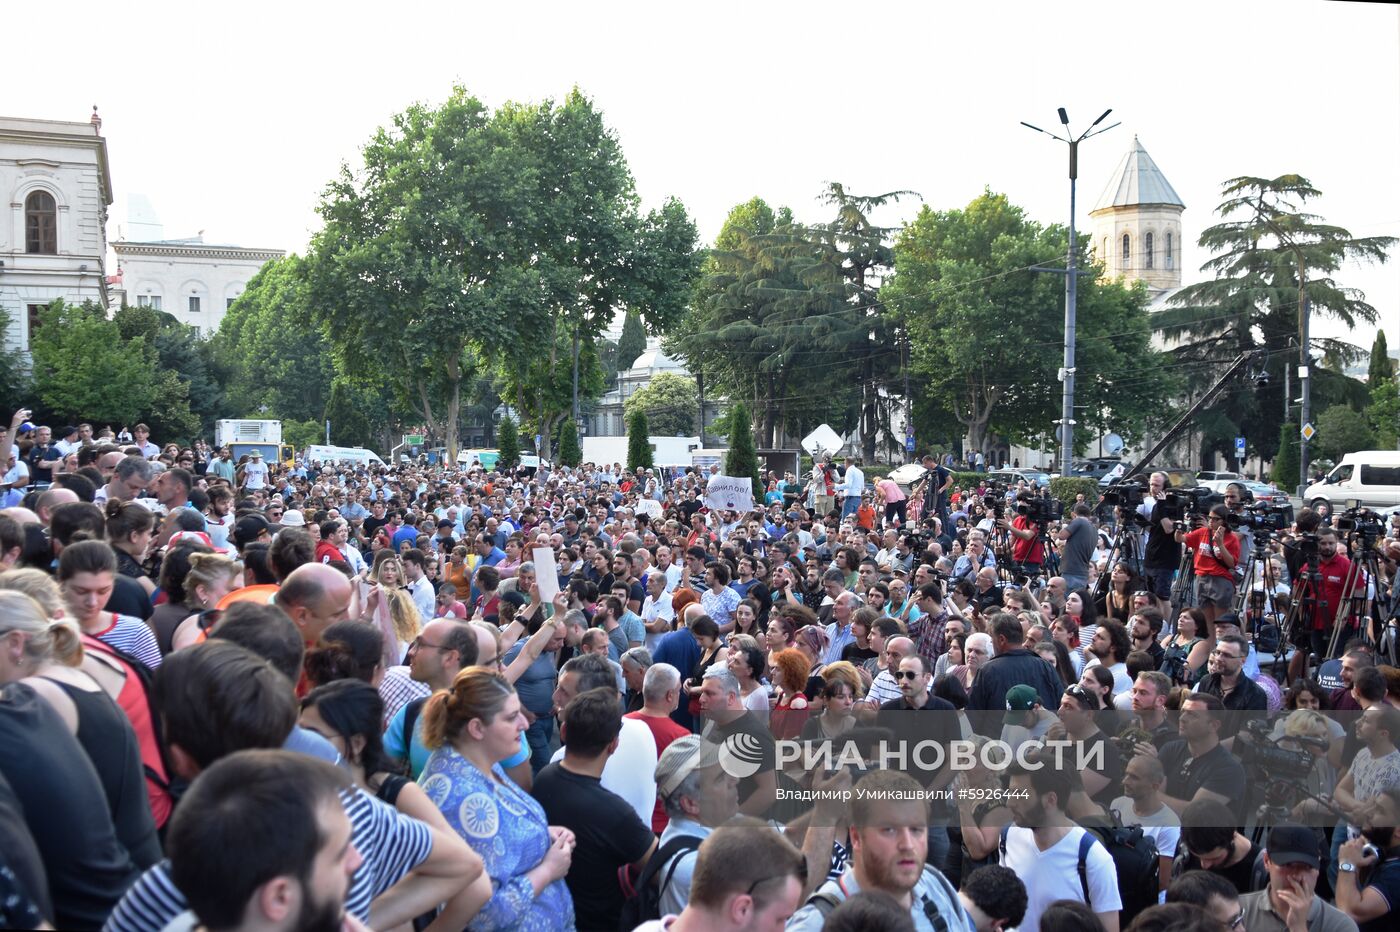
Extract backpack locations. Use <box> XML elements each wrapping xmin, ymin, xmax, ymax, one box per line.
<box><xmin>1000</xmin><ymin>814</ymin><xmax>1160</xmax><ymax>927</ymax></box>
<box><xmin>616</xmin><ymin>834</ymin><xmax>702</xmax><ymax>930</ymax></box>
<box><xmin>402</xmin><ymin>696</ymin><xmax>428</xmax><ymax>752</ymax></box>
<box><xmin>803</xmin><ymin>868</ymin><xmax>955</xmax><ymax>932</ymax></box>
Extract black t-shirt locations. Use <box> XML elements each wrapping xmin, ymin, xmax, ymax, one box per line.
<box><xmin>877</xmin><ymin>695</ymin><xmax>960</xmax><ymax>792</ymax></box>
<box><xmin>0</xmin><ymin>770</ymin><xmax>51</xmax><ymax>925</ymax></box>
<box><xmin>706</xmin><ymin>713</ymin><xmax>778</xmax><ymax>812</ymax></box>
<box><xmin>1080</xmin><ymin>729</ymin><xmax>1125</xmax><ymax>809</ymax></box>
<box><xmin>1360</xmin><ymin>854</ymin><xmax>1400</xmax><ymax>932</ymax></box>
<box><xmin>362</xmin><ymin>514</ymin><xmax>389</xmax><ymax>541</ymax></box>
<box><xmin>1144</xmin><ymin>500</ymin><xmax>1182</xmax><ymax>569</ymax></box>
<box><xmin>841</xmin><ymin>643</ymin><xmax>878</xmax><ymax>665</ymax></box>
<box><xmin>679</xmin><ymin>498</ymin><xmax>703</xmax><ymax>524</ymax></box>
<box><xmin>531</xmin><ymin>763</ymin><xmax>654</xmax><ymax>932</ymax></box>
<box><xmin>1159</xmin><ymin>739</ymin><xmax>1247</xmax><ymax>820</ymax></box>
<box><xmin>1181</xmin><ymin>841</ymin><xmax>1260</xmax><ymax>896</ymax></box>
<box><xmin>0</xmin><ymin>682</ymin><xmax>138</xmax><ymax>930</ymax></box>
<box><xmin>105</xmin><ymin>575</ymin><xmax>152</xmax><ymax>622</ymax></box>
<box><xmin>24</xmin><ymin>444</ymin><xmax>54</xmax><ymax>484</ymax></box>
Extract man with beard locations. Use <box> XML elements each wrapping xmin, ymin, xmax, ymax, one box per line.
<box><xmin>1085</xmin><ymin>619</ymin><xmax>1133</xmax><ymax>698</ymax></box>
<box><xmin>165</xmin><ymin>750</ymin><xmax>366</xmax><ymax>932</ymax></box>
<box><xmin>785</xmin><ymin>770</ymin><xmax>972</xmax><ymax>931</ymax></box>
<box><xmin>1000</xmin><ymin>758</ymin><xmax>1122</xmax><ymax>932</ymax></box>
<box><xmin>1337</xmin><ymin>786</ymin><xmax>1400</xmax><ymax>931</ymax></box>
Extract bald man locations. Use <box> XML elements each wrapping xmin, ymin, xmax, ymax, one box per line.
<box><xmin>34</xmin><ymin>488</ymin><xmax>78</xmax><ymax>526</ymax></box>
<box><xmin>274</xmin><ymin>563</ymin><xmax>353</xmax><ymax>648</ymax></box>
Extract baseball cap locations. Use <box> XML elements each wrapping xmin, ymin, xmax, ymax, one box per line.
<box><xmin>1266</xmin><ymin>823</ymin><xmax>1320</xmax><ymax>869</ymax></box>
<box><xmin>1003</xmin><ymin>684</ymin><xmax>1040</xmax><ymax>724</ymax></box>
<box><xmin>57</xmin><ymin>425</ymin><xmax>78</xmax><ymax>439</ymax></box>
<box><xmin>233</xmin><ymin>514</ymin><xmax>271</xmax><ymax>549</ymax></box>
<box><xmin>279</xmin><ymin>510</ymin><xmax>306</xmax><ymax>528</ymax></box>
<box><xmin>437</xmin><ymin>519</ymin><xmax>454</xmax><ymax>529</ymax></box>
<box><xmin>500</xmin><ymin>590</ymin><xmax>529</xmax><ymax>608</ymax></box>
<box><xmin>1214</xmin><ymin>612</ymin><xmax>1241</xmax><ymax>628</ymax></box>
<box><xmin>655</xmin><ymin>736</ymin><xmax>722</xmax><ymax>799</ymax></box>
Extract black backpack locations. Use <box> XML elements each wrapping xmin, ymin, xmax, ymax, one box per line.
<box><xmin>616</xmin><ymin>834</ymin><xmax>702</xmax><ymax>930</ymax></box>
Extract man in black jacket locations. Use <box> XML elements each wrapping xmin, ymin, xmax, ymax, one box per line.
<box><xmin>968</xmin><ymin>614</ymin><xmax>1065</xmax><ymax>729</ymax></box>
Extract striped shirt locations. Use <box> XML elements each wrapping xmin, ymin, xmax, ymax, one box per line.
<box><xmin>92</xmin><ymin>613</ymin><xmax>162</xmax><ymax>670</ymax></box>
<box><xmin>102</xmin><ymin>787</ymin><xmax>432</xmax><ymax>932</ymax></box>
<box><xmin>379</xmin><ymin>666</ymin><xmax>431</xmax><ymax>727</ymax></box>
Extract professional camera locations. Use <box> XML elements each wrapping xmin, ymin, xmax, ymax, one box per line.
<box><xmin>1180</xmin><ymin>486</ymin><xmax>1224</xmax><ymax>518</ymax></box>
<box><xmin>1226</xmin><ymin>504</ymin><xmax>1288</xmax><ymax>533</ymax></box>
<box><xmin>1016</xmin><ymin>495</ymin><xmax>1061</xmax><ymax>525</ymax></box>
<box><xmin>1336</xmin><ymin>507</ymin><xmax>1386</xmax><ymax>540</ymax></box>
<box><xmin>1111</xmin><ymin>725</ymin><xmax>1154</xmax><ymax>759</ymax></box>
<box><xmin>1235</xmin><ymin>718</ymin><xmax>1319</xmax><ymax>784</ymax></box>
<box><xmin>1099</xmin><ymin>482</ymin><xmax>1146</xmax><ymax>509</ymax></box>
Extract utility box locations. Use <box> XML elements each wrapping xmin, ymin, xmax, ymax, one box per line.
<box><xmin>215</xmin><ymin>419</ymin><xmax>284</xmax><ymax>464</ymax></box>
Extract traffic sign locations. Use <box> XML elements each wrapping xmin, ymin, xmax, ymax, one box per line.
<box><xmin>904</xmin><ymin>434</ymin><xmax>916</xmax><ymax>453</ymax></box>
<box><xmin>405</xmin><ymin>434</ymin><xmax>424</xmax><ymax>446</ymax></box>
<box><xmin>1300</xmin><ymin>423</ymin><xmax>1316</xmax><ymax>441</ymax></box>
<box><xmin>1234</xmin><ymin>436</ymin><xmax>1246</xmax><ymax>456</ymax></box>
<box><xmin>534</xmin><ymin>433</ymin><xmax>542</xmax><ymax>451</ymax></box>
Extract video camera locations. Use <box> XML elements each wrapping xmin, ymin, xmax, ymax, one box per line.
<box><xmin>1226</xmin><ymin>503</ymin><xmax>1289</xmax><ymax>534</ymax></box>
<box><xmin>1336</xmin><ymin>506</ymin><xmax>1386</xmax><ymax>540</ymax></box>
<box><xmin>1099</xmin><ymin>482</ymin><xmax>1145</xmax><ymax>510</ymax></box>
<box><xmin>1236</xmin><ymin>718</ymin><xmax>1323</xmax><ymax>785</ymax></box>
<box><xmin>1016</xmin><ymin>495</ymin><xmax>1061</xmax><ymax>525</ymax></box>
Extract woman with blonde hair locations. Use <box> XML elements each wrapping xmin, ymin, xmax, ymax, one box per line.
<box><xmin>363</xmin><ymin>551</ymin><xmax>420</xmax><ymax>667</ymax></box>
<box><xmin>169</xmin><ymin>552</ymin><xmax>244</xmax><ymax>651</ymax></box>
<box><xmin>0</xmin><ymin>589</ymin><xmax>161</xmax><ymax>867</ymax></box>
<box><xmin>418</xmin><ymin>666</ymin><xmax>576</xmax><ymax>930</ymax></box>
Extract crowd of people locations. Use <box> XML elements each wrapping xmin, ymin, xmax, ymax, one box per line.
<box><xmin>0</xmin><ymin>409</ymin><xmax>1398</xmax><ymax>931</ymax></box>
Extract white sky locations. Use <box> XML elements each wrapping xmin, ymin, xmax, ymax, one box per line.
<box><xmin>9</xmin><ymin>0</ymin><xmax>1398</xmax><ymax>349</ymax></box>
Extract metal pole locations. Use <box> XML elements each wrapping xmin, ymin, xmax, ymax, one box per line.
<box><xmin>1299</xmin><ymin>296</ymin><xmax>1312</xmax><ymax>495</ymax></box>
<box><xmin>1061</xmin><ymin>140</ymin><xmax>1079</xmax><ymax>478</ymax></box>
<box><xmin>571</xmin><ymin>325</ymin><xmax>580</xmax><ymax>431</ymax></box>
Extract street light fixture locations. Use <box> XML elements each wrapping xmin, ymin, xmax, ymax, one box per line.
<box><xmin>1021</xmin><ymin>107</ymin><xmax>1120</xmax><ymax>477</ymax></box>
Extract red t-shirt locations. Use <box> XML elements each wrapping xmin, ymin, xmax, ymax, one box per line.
<box><xmin>1183</xmin><ymin>526</ymin><xmax>1240</xmax><ymax>579</ymax></box>
<box><xmin>624</xmin><ymin>711</ymin><xmax>691</xmax><ymax>833</ymax></box>
<box><xmin>1309</xmin><ymin>553</ymin><xmax>1354</xmax><ymax>631</ymax></box>
<box><xmin>315</xmin><ymin>540</ymin><xmax>343</xmax><ymax>565</ymax></box>
<box><xmin>1011</xmin><ymin>515</ymin><xmax>1045</xmax><ymax>564</ymax></box>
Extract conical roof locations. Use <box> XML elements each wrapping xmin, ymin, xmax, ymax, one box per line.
<box><xmin>1091</xmin><ymin>136</ymin><xmax>1184</xmax><ymax>212</ymax></box>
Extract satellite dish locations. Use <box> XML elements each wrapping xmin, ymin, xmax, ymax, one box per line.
<box><xmin>801</xmin><ymin>424</ymin><xmax>844</xmax><ymax>459</ymax></box>
<box><xmin>1103</xmin><ymin>433</ymin><xmax>1125</xmax><ymax>456</ymax></box>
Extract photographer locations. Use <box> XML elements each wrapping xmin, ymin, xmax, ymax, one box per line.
<box><xmin>1290</xmin><ymin>527</ymin><xmax>1363</xmax><ymax>684</ymax></box>
<box><xmin>996</xmin><ymin>491</ymin><xmax>1046</xmax><ymax>580</ymax></box>
<box><xmin>1138</xmin><ymin>472</ymin><xmax>1183</xmax><ymax>601</ymax></box>
<box><xmin>1055</xmin><ymin>503</ymin><xmax>1097</xmax><ymax>592</ymax></box>
<box><xmin>1176</xmin><ymin>505</ymin><xmax>1240</xmax><ymax>632</ymax></box>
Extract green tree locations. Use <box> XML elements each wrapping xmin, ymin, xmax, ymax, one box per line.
<box><xmin>323</xmin><ymin>378</ymin><xmax>377</xmax><ymax>449</ymax></box>
<box><xmin>626</xmin><ymin>409</ymin><xmax>653</xmax><ymax>472</ymax></box>
<box><xmin>0</xmin><ymin>306</ymin><xmax>32</xmax><ymax>417</ymax></box>
<box><xmin>1315</xmin><ymin>404</ymin><xmax>1373</xmax><ymax>460</ymax></box>
<box><xmin>211</xmin><ymin>256</ymin><xmax>337</xmax><ymax>424</ymax></box>
<box><xmin>282</xmin><ymin>419</ymin><xmax>323</xmax><ymax>451</ymax></box>
<box><xmin>1368</xmin><ymin>330</ymin><xmax>1394</xmax><ymax>386</ymax></box>
<box><xmin>306</xmin><ymin>87</ymin><xmax>698</xmax><ymax>462</ymax></box>
<box><xmin>670</xmin><ymin>197</ymin><xmax>857</xmax><ymax>449</ymax></box>
<box><xmin>1156</xmin><ymin>175</ymin><xmax>1393</xmax><ymax>463</ymax></box>
<box><xmin>623</xmin><ymin>372</ymin><xmax>698</xmax><ymax>436</ymax></box>
<box><xmin>113</xmin><ymin>304</ymin><xmax>216</xmax><ymax>439</ymax></box>
<box><xmin>496</xmin><ymin>415</ymin><xmax>521</xmax><ymax>471</ymax></box>
<box><xmin>1368</xmin><ymin>376</ymin><xmax>1399</xmax><ymax>449</ymax></box>
<box><xmin>882</xmin><ymin>191</ymin><xmax>1169</xmax><ymax>455</ymax></box>
<box><xmin>556</xmin><ymin>419</ymin><xmax>582</xmax><ymax>467</ymax></box>
<box><xmin>616</xmin><ymin>310</ymin><xmax>647</xmax><ymax>373</ymax></box>
<box><xmin>1272</xmin><ymin>420</ymin><xmax>1301</xmax><ymax>487</ymax></box>
<box><xmin>29</xmin><ymin>301</ymin><xmax>158</xmax><ymax>424</ymax></box>
<box><xmin>723</xmin><ymin>401</ymin><xmax>762</xmax><ymax>495</ymax></box>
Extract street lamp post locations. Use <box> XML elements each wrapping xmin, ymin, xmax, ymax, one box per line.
<box><xmin>1021</xmin><ymin>107</ymin><xmax>1119</xmax><ymax>477</ymax></box>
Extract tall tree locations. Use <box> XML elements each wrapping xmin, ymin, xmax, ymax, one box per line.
<box><xmin>0</xmin><ymin>307</ymin><xmax>32</xmax><ymax>417</ymax></box>
<box><xmin>808</xmin><ymin>183</ymin><xmax>916</xmax><ymax>461</ymax></box>
<box><xmin>623</xmin><ymin>372</ymin><xmax>698</xmax><ymax>436</ymax></box>
<box><xmin>1154</xmin><ymin>175</ymin><xmax>1393</xmax><ymax>462</ymax></box>
<box><xmin>1272</xmin><ymin>421</ymin><xmax>1300</xmax><ymax>487</ymax></box>
<box><xmin>114</xmin><ymin>304</ymin><xmax>221</xmax><ymax>436</ymax></box>
<box><xmin>1369</xmin><ymin>330</ymin><xmax>1394</xmax><ymax>386</ymax></box>
<box><xmin>28</xmin><ymin>301</ymin><xmax>159</xmax><ymax>425</ymax></box>
<box><xmin>616</xmin><ymin>310</ymin><xmax>647</xmax><ymax>373</ymax></box>
<box><xmin>556</xmin><ymin>419</ymin><xmax>582</xmax><ymax>468</ymax></box>
<box><xmin>626</xmin><ymin>409</ymin><xmax>653</xmax><ymax>472</ymax></box>
<box><xmin>496</xmin><ymin>415</ymin><xmax>521</xmax><ymax>471</ymax></box>
<box><xmin>1315</xmin><ymin>404</ymin><xmax>1373</xmax><ymax>461</ymax></box>
<box><xmin>882</xmin><ymin>191</ymin><xmax>1168</xmax><ymax>454</ymax></box>
<box><xmin>723</xmin><ymin>401</ymin><xmax>763</xmax><ymax>494</ymax></box>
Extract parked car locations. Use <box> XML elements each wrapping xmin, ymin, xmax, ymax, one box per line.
<box><xmin>1101</xmin><ymin>465</ymin><xmax>1198</xmax><ymax>490</ymax></box>
<box><xmin>987</xmin><ymin>467</ymin><xmax>1052</xmax><ymax>489</ymax></box>
<box><xmin>1071</xmin><ymin>458</ymin><xmax>1122</xmax><ymax>482</ymax></box>
<box><xmin>1304</xmin><ymin>451</ymin><xmax>1400</xmax><ymax>512</ymax></box>
<box><xmin>1195</xmin><ymin>470</ymin><xmax>1245</xmax><ymax>493</ymax></box>
<box><xmin>1242</xmin><ymin>480</ymin><xmax>1289</xmax><ymax>507</ymax></box>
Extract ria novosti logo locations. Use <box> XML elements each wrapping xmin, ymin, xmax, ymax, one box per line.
<box><xmin>717</xmin><ymin>733</ymin><xmax>766</xmax><ymax>779</ymax></box>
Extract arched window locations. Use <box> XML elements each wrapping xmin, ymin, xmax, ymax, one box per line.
<box><xmin>1121</xmin><ymin>233</ymin><xmax>1130</xmax><ymax>265</ymax></box>
<box><xmin>25</xmin><ymin>191</ymin><xmax>57</xmax><ymax>254</ymax></box>
<box><xmin>1166</xmin><ymin>232</ymin><xmax>1174</xmax><ymax>270</ymax></box>
<box><xmin>1102</xmin><ymin>237</ymin><xmax>1108</xmax><ymax>261</ymax></box>
<box><xmin>1145</xmin><ymin>232</ymin><xmax>1154</xmax><ymax>269</ymax></box>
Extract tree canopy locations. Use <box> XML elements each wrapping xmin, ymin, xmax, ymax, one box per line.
<box><xmin>623</xmin><ymin>372</ymin><xmax>698</xmax><ymax>437</ymax></box>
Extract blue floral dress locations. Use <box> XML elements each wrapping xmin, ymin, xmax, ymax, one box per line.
<box><xmin>418</xmin><ymin>746</ymin><xmax>575</xmax><ymax>931</ymax></box>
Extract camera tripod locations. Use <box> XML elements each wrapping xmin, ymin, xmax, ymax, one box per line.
<box><xmin>1324</xmin><ymin>528</ymin><xmax>1386</xmax><ymax>660</ymax></box>
<box><xmin>1092</xmin><ymin>506</ymin><xmax>1145</xmax><ymax>606</ymax></box>
<box><xmin>1247</xmin><ymin>776</ymin><xmax>1344</xmax><ymax>846</ymax></box>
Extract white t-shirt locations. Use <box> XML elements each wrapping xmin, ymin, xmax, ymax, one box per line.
<box><xmin>1085</xmin><ymin>655</ymin><xmax>1133</xmax><ymax>696</ymax></box>
<box><xmin>1000</xmin><ymin>825</ymin><xmax>1122</xmax><ymax>930</ymax></box>
<box><xmin>549</xmin><ymin>716</ymin><xmax>657</xmax><ymax>827</ymax></box>
<box><xmin>641</xmin><ymin>594</ymin><xmax>676</xmax><ymax>653</ymax></box>
<box><xmin>242</xmin><ymin>460</ymin><xmax>268</xmax><ymax>489</ymax></box>
<box><xmin>1109</xmin><ymin>796</ymin><xmax>1180</xmax><ymax>859</ymax></box>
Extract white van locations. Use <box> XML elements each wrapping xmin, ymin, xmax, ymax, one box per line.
<box><xmin>305</xmin><ymin>445</ymin><xmax>386</xmax><ymax>468</ymax></box>
<box><xmin>1304</xmin><ymin>450</ymin><xmax>1400</xmax><ymax>511</ymax></box>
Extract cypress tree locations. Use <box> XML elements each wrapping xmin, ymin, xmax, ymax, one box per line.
<box><xmin>496</xmin><ymin>415</ymin><xmax>521</xmax><ymax>471</ymax></box>
<box><xmin>723</xmin><ymin>402</ymin><xmax>763</xmax><ymax>498</ymax></box>
<box><xmin>626</xmin><ymin>409</ymin><xmax>653</xmax><ymax>472</ymax></box>
<box><xmin>616</xmin><ymin>309</ymin><xmax>647</xmax><ymax>372</ymax></box>
<box><xmin>557</xmin><ymin>419</ymin><xmax>582</xmax><ymax>468</ymax></box>
<box><xmin>1272</xmin><ymin>420</ymin><xmax>1300</xmax><ymax>488</ymax></box>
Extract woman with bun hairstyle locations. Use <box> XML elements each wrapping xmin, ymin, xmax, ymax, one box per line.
<box><xmin>168</xmin><ymin>553</ymin><xmax>243</xmax><ymax>652</ymax></box>
<box><xmin>0</xmin><ymin>589</ymin><xmax>161</xmax><ymax>868</ymax></box>
<box><xmin>418</xmin><ymin>665</ymin><xmax>576</xmax><ymax>931</ymax></box>
<box><xmin>105</xmin><ymin>500</ymin><xmax>157</xmax><ymax>597</ymax></box>
<box><xmin>303</xmin><ymin>619</ymin><xmax>384</xmax><ymax>690</ymax></box>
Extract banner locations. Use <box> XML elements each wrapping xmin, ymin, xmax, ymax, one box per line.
<box><xmin>635</xmin><ymin>499</ymin><xmax>662</xmax><ymax>518</ymax></box>
<box><xmin>703</xmin><ymin>475</ymin><xmax>754</xmax><ymax>513</ymax></box>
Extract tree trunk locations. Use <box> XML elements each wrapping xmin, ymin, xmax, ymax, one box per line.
<box><xmin>444</xmin><ymin>355</ymin><xmax>461</xmax><ymax>465</ymax></box>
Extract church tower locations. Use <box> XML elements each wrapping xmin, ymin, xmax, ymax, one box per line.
<box><xmin>1089</xmin><ymin>136</ymin><xmax>1184</xmax><ymax>297</ymax></box>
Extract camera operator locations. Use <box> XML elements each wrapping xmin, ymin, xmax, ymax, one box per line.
<box><xmin>1138</xmin><ymin>472</ymin><xmax>1183</xmax><ymax>602</ymax></box>
<box><xmin>1290</xmin><ymin>527</ymin><xmax>1363</xmax><ymax>684</ymax></box>
<box><xmin>996</xmin><ymin>491</ymin><xmax>1046</xmax><ymax>580</ymax></box>
<box><xmin>1055</xmin><ymin>503</ymin><xmax>1097</xmax><ymax>592</ymax></box>
<box><xmin>1176</xmin><ymin>504</ymin><xmax>1240</xmax><ymax>633</ymax></box>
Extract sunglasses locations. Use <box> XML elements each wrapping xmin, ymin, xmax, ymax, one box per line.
<box><xmin>895</xmin><ymin>669</ymin><xmax>922</xmax><ymax>680</ymax></box>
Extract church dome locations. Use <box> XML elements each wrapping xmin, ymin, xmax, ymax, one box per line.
<box><xmin>626</xmin><ymin>345</ymin><xmax>684</xmax><ymax>373</ymax></box>
<box><xmin>1091</xmin><ymin>136</ymin><xmax>1184</xmax><ymax>213</ymax></box>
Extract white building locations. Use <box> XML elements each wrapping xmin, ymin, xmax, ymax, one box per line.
<box><xmin>0</xmin><ymin>109</ymin><xmax>113</xmax><ymax>354</ymax></box>
<box><xmin>110</xmin><ymin>235</ymin><xmax>285</xmax><ymax>336</ymax></box>
<box><xmin>587</xmin><ymin>341</ymin><xmax>723</xmax><ymax>438</ymax></box>
<box><xmin>1088</xmin><ymin>136</ymin><xmax>1185</xmax><ymax>298</ymax></box>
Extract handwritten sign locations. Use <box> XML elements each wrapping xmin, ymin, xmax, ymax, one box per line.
<box><xmin>703</xmin><ymin>475</ymin><xmax>754</xmax><ymax>514</ymax></box>
<box><xmin>636</xmin><ymin>499</ymin><xmax>662</xmax><ymax>518</ymax></box>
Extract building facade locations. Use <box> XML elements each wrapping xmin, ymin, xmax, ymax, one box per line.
<box><xmin>586</xmin><ymin>343</ymin><xmax>723</xmax><ymax>438</ymax></box>
<box><xmin>110</xmin><ymin>236</ymin><xmax>285</xmax><ymax>336</ymax></box>
<box><xmin>0</xmin><ymin>109</ymin><xmax>113</xmax><ymax>354</ymax></box>
<box><xmin>1088</xmin><ymin>135</ymin><xmax>1185</xmax><ymax>297</ymax></box>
